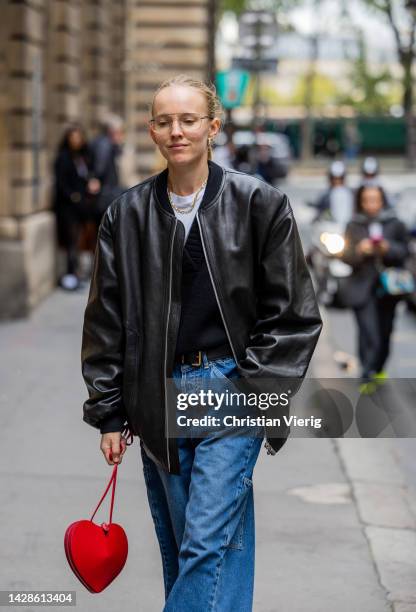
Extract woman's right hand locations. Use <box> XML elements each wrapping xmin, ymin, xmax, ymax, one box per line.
<box><xmin>100</xmin><ymin>432</ymin><xmax>127</xmax><ymax>465</ymax></box>
<box><xmin>356</xmin><ymin>238</ymin><xmax>374</xmax><ymax>256</ymax></box>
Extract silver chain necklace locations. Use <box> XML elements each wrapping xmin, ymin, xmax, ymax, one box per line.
<box><xmin>167</xmin><ymin>179</ymin><xmax>207</xmax><ymax>214</ymax></box>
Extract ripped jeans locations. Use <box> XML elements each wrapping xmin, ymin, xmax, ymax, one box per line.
<box><xmin>140</xmin><ymin>354</ymin><xmax>263</xmax><ymax>612</ymax></box>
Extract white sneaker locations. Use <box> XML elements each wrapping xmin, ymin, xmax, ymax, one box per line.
<box><xmin>60</xmin><ymin>274</ymin><xmax>80</xmax><ymax>291</ymax></box>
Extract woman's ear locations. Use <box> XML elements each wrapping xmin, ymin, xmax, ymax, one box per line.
<box><xmin>149</xmin><ymin>126</ymin><xmax>158</xmax><ymax>145</ymax></box>
<box><xmin>209</xmin><ymin>118</ymin><xmax>221</xmax><ymax>139</ymax></box>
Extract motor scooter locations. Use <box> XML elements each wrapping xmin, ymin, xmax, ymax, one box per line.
<box><xmin>307</xmin><ymin>214</ymin><xmax>353</xmax><ymax>308</ymax></box>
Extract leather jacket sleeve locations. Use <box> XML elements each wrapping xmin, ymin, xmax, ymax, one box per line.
<box><xmin>238</xmin><ymin>196</ymin><xmax>323</xmax><ymax>394</ymax></box>
<box><xmin>81</xmin><ymin>208</ymin><xmax>126</xmax><ymax>434</ymax></box>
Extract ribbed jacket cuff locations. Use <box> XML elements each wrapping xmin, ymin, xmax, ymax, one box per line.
<box><xmin>99</xmin><ymin>413</ymin><xmax>126</xmax><ymax>434</ymax></box>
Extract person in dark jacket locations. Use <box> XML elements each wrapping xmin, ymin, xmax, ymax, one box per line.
<box><xmin>81</xmin><ymin>74</ymin><xmax>322</xmax><ymax>611</ymax></box>
<box><xmin>89</xmin><ymin>114</ymin><xmax>125</xmax><ymax>227</ymax></box>
<box><xmin>341</xmin><ymin>185</ymin><xmax>409</xmax><ymax>382</ymax></box>
<box><xmin>53</xmin><ymin>124</ymin><xmax>100</xmax><ymax>289</ymax></box>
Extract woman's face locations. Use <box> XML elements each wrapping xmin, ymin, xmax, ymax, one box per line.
<box><xmin>68</xmin><ymin>129</ymin><xmax>84</xmax><ymax>151</ymax></box>
<box><xmin>360</xmin><ymin>187</ymin><xmax>384</xmax><ymax>217</ymax></box>
<box><xmin>149</xmin><ymin>85</ymin><xmax>220</xmax><ymax>167</ymax></box>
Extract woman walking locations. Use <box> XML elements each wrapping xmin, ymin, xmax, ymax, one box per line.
<box><xmin>342</xmin><ymin>185</ymin><xmax>410</xmax><ymax>383</ymax></box>
<box><xmin>53</xmin><ymin>124</ymin><xmax>99</xmax><ymax>290</ymax></box>
<box><xmin>81</xmin><ymin>74</ymin><xmax>322</xmax><ymax>611</ymax></box>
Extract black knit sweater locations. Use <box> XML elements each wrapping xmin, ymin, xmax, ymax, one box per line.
<box><xmin>154</xmin><ymin>161</ymin><xmax>228</xmax><ymax>357</ymax></box>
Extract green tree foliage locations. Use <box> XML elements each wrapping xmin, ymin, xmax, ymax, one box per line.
<box><xmin>361</xmin><ymin>0</ymin><xmax>415</xmax><ymax>110</ymax></box>
<box><xmin>293</xmin><ymin>73</ymin><xmax>341</xmax><ymax>107</ymax></box>
<box><xmin>221</xmin><ymin>0</ymin><xmax>247</xmax><ymax>13</ymax></box>
<box><xmin>338</xmin><ymin>34</ymin><xmax>399</xmax><ymax>114</ymax></box>
<box><xmin>360</xmin><ymin>0</ymin><xmax>416</xmax><ymax>163</ymax></box>
<box><xmin>220</xmin><ymin>0</ymin><xmax>303</xmax><ymax>16</ymax></box>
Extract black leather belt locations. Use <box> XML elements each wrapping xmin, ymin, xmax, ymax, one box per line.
<box><xmin>175</xmin><ymin>343</ymin><xmax>233</xmax><ymax>367</ymax></box>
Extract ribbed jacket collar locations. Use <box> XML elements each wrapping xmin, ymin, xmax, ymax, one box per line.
<box><xmin>154</xmin><ymin>159</ymin><xmax>224</xmax><ymax>215</ymax></box>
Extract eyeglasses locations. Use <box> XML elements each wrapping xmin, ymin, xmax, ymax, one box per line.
<box><xmin>149</xmin><ymin>113</ymin><xmax>210</xmax><ymax>133</ymax></box>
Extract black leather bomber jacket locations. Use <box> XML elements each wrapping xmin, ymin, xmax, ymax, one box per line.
<box><xmin>81</xmin><ymin>160</ymin><xmax>323</xmax><ymax>474</ymax></box>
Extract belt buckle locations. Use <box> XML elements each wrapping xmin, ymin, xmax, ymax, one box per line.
<box><xmin>191</xmin><ymin>350</ymin><xmax>202</xmax><ymax>367</ymax></box>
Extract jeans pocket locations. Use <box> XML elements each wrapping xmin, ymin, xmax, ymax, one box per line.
<box><xmin>211</xmin><ymin>358</ymin><xmax>239</xmax><ymax>382</ymax></box>
<box><xmin>214</xmin><ymin>356</ymin><xmax>237</xmax><ymax>367</ymax></box>
<box><xmin>226</xmin><ymin>476</ymin><xmax>253</xmax><ymax>551</ymax></box>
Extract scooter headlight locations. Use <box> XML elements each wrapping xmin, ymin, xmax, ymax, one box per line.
<box><xmin>320</xmin><ymin>232</ymin><xmax>345</xmax><ymax>255</ymax></box>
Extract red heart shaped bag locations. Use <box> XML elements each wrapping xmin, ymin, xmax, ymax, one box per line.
<box><xmin>64</xmin><ymin>462</ymin><xmax>128</xmax><ymax>593</ymax></box>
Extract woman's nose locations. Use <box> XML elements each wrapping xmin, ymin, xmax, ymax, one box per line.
<box><xmin>169</xmin><ymin>119</ymin><xmax>183</xmax><ymax>136</ymax></box>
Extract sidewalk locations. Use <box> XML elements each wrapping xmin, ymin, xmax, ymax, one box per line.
<box><xmin>0</xmin><ymin>288</ymin><xmax>414</xmax><ymax>611</ymax></box>
<box><xmin>313</xmin><ymin>308</ymin><xmax>416</xmax><ymax>612</ymax></box>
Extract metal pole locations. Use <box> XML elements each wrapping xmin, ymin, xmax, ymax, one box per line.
<box><xmin>207</xmin><ymin>0</ymin><xmax>216</xmax><ymax>84</ymax></box>
<box><xmin>252</xmin><ymin>17</ymin><xmax>262</xmax><ymax>129</ymax></box>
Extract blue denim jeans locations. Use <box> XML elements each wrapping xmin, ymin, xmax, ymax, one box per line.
<box><xmin>140</xmin><ymin>354</ymin><xmax>263</xmax><ymax>612</ymax></box>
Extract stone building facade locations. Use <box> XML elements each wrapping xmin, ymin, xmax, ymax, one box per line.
<box><xmin>0</xmin><ymin>0</ymin><xmax>214</xmax><ymax>318</ymax></box>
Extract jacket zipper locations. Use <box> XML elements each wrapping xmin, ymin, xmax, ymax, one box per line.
<box><xmin>196</xmin><ymin>213</ymin><xmax>239</xmax><ymax>364</ymax></box>
<box><xmin>164</xmin><ymin>218</ymin><xmax>177</xmax><ymax>472</ymax></box>
<box><xmin>197</xmin><ymin>212</ymin><xmax>276</xmax><ymax>456</ymax></box>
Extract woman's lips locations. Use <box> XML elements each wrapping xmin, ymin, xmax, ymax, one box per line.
<box><xmin>169</xmin><ymin>144</ymin><xmax>188</xmax><ymax>149</ymax></box>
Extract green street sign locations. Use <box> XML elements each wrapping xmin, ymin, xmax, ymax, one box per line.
<box><xmin>216</xmin><ymin>70</ymin><xmax>250</xmax><ymax>109</ymax></box>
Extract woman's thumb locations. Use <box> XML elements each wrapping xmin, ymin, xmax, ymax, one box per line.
<box><xmin>111</xmin><ymin>439</ymin><xmax>121</xmax><ymax>462</ymax></box>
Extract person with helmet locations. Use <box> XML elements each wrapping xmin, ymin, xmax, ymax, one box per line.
<box><xmin>359</xmin><ymin>156</ymin><xmax>396</xmax><ymax>208</ymax></box>
<box><xmin>313</xmin><ymin>160</ymin><xmax>354</xmax><ymax>226</ymax></box>
<box><xmin>361</xmin><ymin>156</ymin><xmax>379</xmax><ymax>187</ymax></box>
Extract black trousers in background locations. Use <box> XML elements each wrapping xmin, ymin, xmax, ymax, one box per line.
<box><xmin>353</xmin><ymin>293</ymin><xmax>400</xmax><ymax>378</ymax></box>
<box><xmin>56</xmin><ymin>206</ymin><xmax>83</xmax><ymax>276</ymax></box>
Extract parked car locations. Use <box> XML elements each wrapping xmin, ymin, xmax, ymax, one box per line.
<box><xmin>234</xmin><ymin>130</ymin><xmax>292</xmax><ymax>180</ymax></box>
<box><xmin>213</xmin><ymin>129</ymin><xmax>292</xmax><ymax>180</ymax></box>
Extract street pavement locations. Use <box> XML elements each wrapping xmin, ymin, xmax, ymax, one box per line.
<box><xmin>1</xmin><ymin>172</ymin><xmax>416</xmax><ymax>611</ymax></box>
<box><xmin>288</xmin><ymin>172</ymin><xmax>416</xmax><ymax>612</ymax></box>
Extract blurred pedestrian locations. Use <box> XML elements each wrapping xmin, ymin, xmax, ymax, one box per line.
<box><xmin>341</xmin><ymin>185</ymin><xmax>410</xmax><ymax>384</ymax></box>
<box><xmin>213</xmin><ymin>122</ymin><xmax>236</xmax><ymax>169</ymax></box>
<box><xmin>344</xmin><ymin>120</ymin><xmax>361</xmax><ymax>162</ymax></box>
<box><xmin>213</xmin><ymin>137</ymin><xmax>236</xmax><ymax>169</ymax></box>
<box><xmin>233</xmin><ymin>143</ymin><xmax>252</xmax><ymax>173</ymax></box>
<box><xmin>53</xmin><ymin>123</ymin><xmax>100</xmax><ymax>290</ymax></box>
<box><xmin>256</xmin><ymin>143</ymin><xmax>276</xmax><ymax>184</ymax></box>
<box><xmin>81</xmin><ymin>74</ymin><xmax>322</xmax><ymax>611</ymax></box>
<box><xmin>90</xmin><ymin>114</ymin><xmax>126</xmax><ymax>227</ymax></box>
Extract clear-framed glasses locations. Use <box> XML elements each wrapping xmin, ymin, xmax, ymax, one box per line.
<box><xmin>149</xmin><ymin>113</ymin><xmax>210</xmax><ymax>133</ymax></box>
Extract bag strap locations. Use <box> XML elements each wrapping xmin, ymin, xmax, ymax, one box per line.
<box><xmin>90</xmin><ymin>464</ymin><xmax>118</xmax><ymax>526</ymax></box>
<box><xmin>121</xmin><ymin>424</ymin><xmax>134</xmax><ymax>446</ymax></box>
<box><xmin>89</xmin><ymin>427</ymin><xmax>133</xmax><ymax>528</ymax></box>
